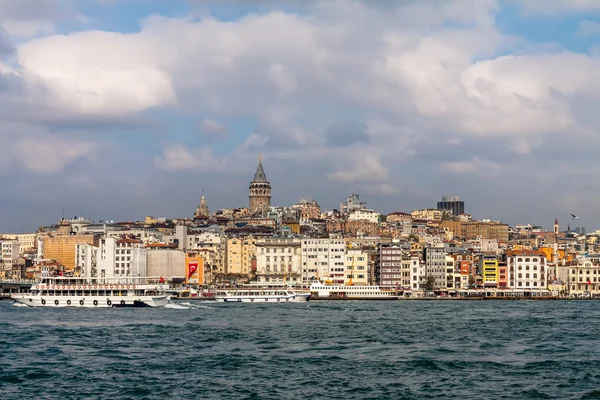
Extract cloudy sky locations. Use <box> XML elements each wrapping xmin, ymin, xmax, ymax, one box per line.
<box><xmin>1</xmin><ymin>0</ymin><xmax>600</xmax><ymax>232</ymax></box>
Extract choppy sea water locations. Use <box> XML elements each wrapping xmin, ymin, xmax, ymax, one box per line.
<box><xmin>1</xmin><ymin>300</ymin><xmax>600</xmax><ymax>399</ymax></box>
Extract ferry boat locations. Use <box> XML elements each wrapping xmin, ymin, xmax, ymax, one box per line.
<box><xmin>214</xmin><ymin>288</ymin><xmax>310</xmax><ymax>303</ymax></box>
<box><xmin>309</xmin><ymin>283</ymin><xmax>399</xmax><ymax>300</ymax></box>
<box><xmin>11</xmin><ymin>276</ymin><xmax>170</xmax><ymax>308</ymax></box>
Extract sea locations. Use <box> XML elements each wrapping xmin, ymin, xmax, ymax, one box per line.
<box><xmin>1</xmin><ymin>300</ymin><xmax>600</xmax><ymax>400</ymax></box>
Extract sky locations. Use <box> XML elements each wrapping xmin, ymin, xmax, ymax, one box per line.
<box><xmin>1</xmin><ymin>0</ymin><xmax>600</xmax><ymax>233</ymax></box>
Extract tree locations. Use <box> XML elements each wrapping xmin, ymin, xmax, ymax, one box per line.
<box><xmin>425</xmin><ymin>275</ymin><xmax>436</xmax><ymax>291</ymax></box>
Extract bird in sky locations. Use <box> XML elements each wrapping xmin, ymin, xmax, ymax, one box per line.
<box><xmin>571</xmin><ymin>213</ymin><xmax>580</xmax><ymax>220</ymax></box>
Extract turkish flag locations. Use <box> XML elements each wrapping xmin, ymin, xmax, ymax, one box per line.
<box><xmin>188</xmin><ymin>262</ymin><xmax>198</xmax><ymax>278</ymax></box>
<box><xmin>588</xmin><ymin>279</ymin><xmax>591</xmax><ymax>285</ymax></box>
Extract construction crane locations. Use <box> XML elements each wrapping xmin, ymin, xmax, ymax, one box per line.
<box><xmin>347</xmin><ymin>242</ymin><xmax>355</xmax><ymax>286</ymax></box>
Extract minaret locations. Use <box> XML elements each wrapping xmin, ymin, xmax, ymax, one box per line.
<box><xmin>193</xmin><ymin>192</ymin><xmax>210</xmax><ymax>223</ymax></box>
<box><xmin>552</xmin><ymin>218</ymin><xmax>559</xmax><ymax>265</ymax></box>
<box><xmin>249</xmin><ymin>155</ymin><xmax>271</xmax><ymax>213</ymax></box>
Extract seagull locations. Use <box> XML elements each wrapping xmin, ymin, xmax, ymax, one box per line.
<box><xmin>571</xmin><ymin>213</ymin><xmax>580</xmax><ymax>220</ymax></box>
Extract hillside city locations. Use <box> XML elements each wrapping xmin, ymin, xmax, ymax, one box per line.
<box><xmin>0</xmin><ymin>157</ymin><xmax>596</xmax><ymax>297</ymax></box>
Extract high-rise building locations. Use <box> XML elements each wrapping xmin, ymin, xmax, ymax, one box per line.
<box><xmin>249</xmin><ymin>156</ymin><xmax>271</xmax><ymax>213</ymax></box>
<box><xmin>340</xmin><ymin>193</ymin><xmax>366</xmax><ymax>214</ymax></box>
<box><xmin>437</xmin><ymin>196</ymin><xmax>465</xmax><ymax>216</ymax></box>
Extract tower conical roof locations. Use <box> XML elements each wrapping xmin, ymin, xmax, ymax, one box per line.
<box><xmin>253</xmin><ymin>156</ymin><xmax>268</xmax><ymax>183</ymax></box>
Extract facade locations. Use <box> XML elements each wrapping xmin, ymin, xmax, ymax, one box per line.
<box><xmin>1</xmin><ymin>239</ymin><xmax>20</xmax><ymax>271</ymax></box>
<box><xmin>42</xmin><ymin>234</ymin><xmax>100</xmax><ymax>274</ymax></box>
<box><xmin>479</xmin><ymin>255</ymin><xmax>498</xmax><ymax>287</ymax></box>
<box><xmin>0</xmin><ymin>233</ymin><xmax>37</xmax><ymax>255</ymax></box>
<box><xmin>97</xmin><ymin>237</ymin><xmax>147</xmax><ymax>278</ymax></box>
<box><xmin>411</xmin><ymin>209</ymin><xmax>443</xmax><ymax>221</ymax></box>
<box><xmin>376</xmin><ymin>243</ymin><xmax>404</xmax><ymax>287</ymax></box>
<box><xmin>340</xmin><ymin>193</ymin><xmax>366</xmax><ymax>214</ymax></box>
<box><xmin>255</xmin><ymin>238</ymin><xmax>302</xmax><ymax>284</ymax></box>
<box><xmin>507</xmin><ymin>250</ymin><xmax>547</xmax><ymax>290</ymax></box>
<box><xmin>437</xmin><ymin>196</ymin><xmax>465</xmax><ymax>216</ymax></box>
<box><xmin>558</xmin><ymin>259</ymin><xmax>600</xmax><ymax>296</ymax></box>
<box><xmin>147</xmin><ymin>249</ymin><xmax>186</xmax><ymax>279</ymax></box>
<box><xmin>226</xmin><ymin>236</ymin><xmax>257</xmax><ymax>275</ymax></box>
<box><xmin>348</xmin><ymin>209</ymin><xmax>380</xmax><ymax>224</ymax></box>
<box><xmin>300</xmin><ymin>238</ymin><xmax>346</xmax><ymax>283</ymax></box>
<box><xmin>249</xmin><ymin>156</ymin><xmax>271</xmax><ymax>213</ymax></box>
<box><xmin>424</xmin><ymin>243</ymin><xmax>447</xmax><ymax>289</ymax></box>
<box><xmin>291</xmin><ymin>199</ymin><xmax>321</xmax><ymax>224</ymax></box>
<box><xmin>345</xmin><ymin>249</ymin><xmax>369</xmax><ymax>286</ymax></box>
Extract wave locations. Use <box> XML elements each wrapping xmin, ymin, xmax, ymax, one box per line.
<box><xmin>164</xmin><ymin>303</ymin><xmax>191</xmax><ymax>310</ymax></box>
<box><xmin>12</xmin><ymin>303</ymin><xmax>28</xmax><ymax>307</ymax></box>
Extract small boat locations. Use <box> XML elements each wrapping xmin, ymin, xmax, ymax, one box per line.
<box><xmin>214</xmin><ymin>288</ymin><xmax>310</xmax><ymax>303</ymax></box>
<box><xmin>11</xmin><ymin>276</ymin><xmax>170</xmax><ymax>308</ymax></box>
<box><xmin>309</xmin><ymin>283</ymin><xmax>399</xmax><ymax>300</ymax></box>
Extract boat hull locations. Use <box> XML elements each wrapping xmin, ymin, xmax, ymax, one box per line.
<box><xmin>11</xmin><ymin>294</ymin><xmax>170</xmax><ymax>308</ymax></box>
<box><xmin>310</xmin><ymin>295</ymin><xmax>399</xmax><ymax>300</ymax></box>
<box><xmin>215</xmin><ymin>293</ymin><xmax>310</xmax><ymax>303</ymax></box>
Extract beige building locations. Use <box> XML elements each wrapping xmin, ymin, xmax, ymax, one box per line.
<box><xmin>226</xmin><ymin>236</ymin><xmax>257</xmax><ymax>275</ymax></box>
<box><xmin>255</xmin><ymin>238</ymin><xmax>302</xmax><ymax>284</ymax></box>
<box><xmin>558</xmin><ymin>259</ymin><xmax>600</xmax><ymax>296</ymax></box>
<box><xmin>0</xmin><ymin>233</ymin><xmax>37</xmax><ymax>255</ymax></box>
<box><xmin>345</xmin><ymin>249</ymin><xmax>369</xmax><ymax>286</ymax></box>
<box><xmin>411</xmin><ymin>209</ymin><xmax>442</xmax><ymax>221</ymax></box>
<box><xmin>42</xmin><ymin>235</ymin><xmax>100</xmax><ymax>274</ymax></box>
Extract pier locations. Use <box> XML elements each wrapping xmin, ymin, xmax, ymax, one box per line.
<box><xmin>0</xmin><ymin>279</ymin><xmax>34</xmax><ymax>300</ymax></box>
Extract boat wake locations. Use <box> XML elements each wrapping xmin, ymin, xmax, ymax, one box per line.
<box><xmin>164</xmin><ymin>303</ymin><xmax>191</xmax><ymax>310</ymax></box>
<box><xmin>12</xmin><ymin>302</ymin><xmax>28</xmax><ymax>307</ymax></box>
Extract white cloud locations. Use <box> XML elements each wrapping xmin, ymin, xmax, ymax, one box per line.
<box><xmin>200</xmin><ymin>118</ymin><xmax>226</xmax><ymax>135</ymax></box>
<box><xmin>154</xmin><ymin>145</ymin><xmax>229</xmax><ymax>171</ymax></box>
<box><xmin>576</xmin><ymin>20</ymin><xmax>600</xmax><ymax>38</ymax></box>
<box><xmin>0</xmin><ymin>123</ymin><xmax>100</xmax><ymax>174</ymax></box>
<box><xmin>443</xmin><ymin>157</ymin><xmax>504</xmax><ymax>176</ymax></box>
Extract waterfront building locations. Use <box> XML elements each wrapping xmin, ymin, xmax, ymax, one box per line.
<box><xmin>507</xmin><ymin>250</ymin><xmax>547</xmax><ymax>290</ymax></box>
<box><xmin>41</xmin><ymin>234</ymin><xmax>100</xmax><ymax>274</ymax></box>
<box><xmin>445</xmin><ymin>255</ymin><xmax>460</xmax><ymax>289</ymax></box>
<box><xmin>479</xmin><ymin>255</ymin><xmax>498</xmax><ymax>288</ymax></box>
<box><xmin>557</xmin><ymin>259</ymin><xmax>600</xmax><ymax>296</ymax></box>
<box><xmin>226</xmin><ymin>236</ymin><xmax>257</xmax><ymax>275</ymax></box>
<box><xmin>301</xmin><ymin>238</ymin><xmax>346</xmax><ymax>283</ymax></box>
<box><xmin>1</xmin><ymin>239</ymin><xmax>20</xmax><ymax>272</ymax></box>
<box><xmin>147</xmin><ymin>248</ymin><xmax>186</xmax><ymax>280</ymax></box>
<box><xmin>345</xmin><ymin>248</ymin><xmax>369</xmax><ymax>286</ymax></box>
<box><xmin>97</xmin><ymin>237</ymin><xmax>147</xmax><ymax>278</ymax></box>
<box><xmin>255</xmin><ymin>238</ymin><xmax>302</xmax><ymax>284</ymax></box>
<box><xmin>249</xmin><ymin>156</ymin><xmax>271</xmax><ymax>214</ymax></box>
<box><xmin>340</xmin><ymin>193</ymin><xmax>367</xmax><ymax>214</ymax></box>
<box><xmin>437</xmin><ymin>196</ymin><xmax>465</xmax><ymax>216</ymax></box>
<box><xmin>424</xmin><ymin>243</ymin><xmax>447</xmax><ymax>289</ymax></box>
<box><xmin>376</xmin><ymin>242</ymin><xmax>407</xmax><ymax>287</ymax></box>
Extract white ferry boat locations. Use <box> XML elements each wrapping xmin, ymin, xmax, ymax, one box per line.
<box><xmin>11</xmin><ymin>276</ymin><xmax>170</xmax><ymax>308</ymax></box>
<box><xmin>214</xmin><ymin>288</ymin><xmax>310</xmax><ymax>303</ymax></box>
<box><xmin>309</xmin><ymin>283</ymin><xmax>399</xmax><ymax>300</ymax></box>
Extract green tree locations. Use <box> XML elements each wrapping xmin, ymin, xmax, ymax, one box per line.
<box><xmin>425</xmin><ymin>275</ymin><xmax>436</xmax><ymax>291</ymax></box>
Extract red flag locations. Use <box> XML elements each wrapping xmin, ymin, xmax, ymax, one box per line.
<box><xmin>159</xmin><ymin>276</ymin><xmax>165</xmax><ymax>283</ymax></box>
<box><xmin>188</xmin><ymin>262</ymin><xmax>198</xmax><ymax>278</ymax></box>
<box><xmin>588</xmin><ymin>279</ymin><xmax>591</xmax><ymax>286</ymax></box>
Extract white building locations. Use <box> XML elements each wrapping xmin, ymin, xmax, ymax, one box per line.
<box><xmin>507</xmin><ymin>251</ymin><xmax>547</xmax><ymax>289</ymax></box>
<box><xmin>348</xmin><ymin>209</ymin><xmax>381</xmax><ymax>224</ymax></box>
<box><xmin>480</xmin><ymin>238</ymin><xmax>499</xmax><ymax>254</ymax></box>
<box><xmin>409</xmin><ymin>259</ymin><xmax>425</xmax><ymax>292</ymax></box>
<box><xmin>255</xmin><ymin>238</ymin><xmax>302</xmax><ymax>284</ymax></box>
<box><xmin>1</xmin><ymin>239</ymin><xmax>20</xmax><ymax>271</ymax></box>
<box><xmin>76</xmin><ymin>243</ymin><xmax>99</xmax><ymax>279</ymax></box>
<box><xmin>424</xmin><ymin>243</ymin><xmax>447</xmax><ymax>289</ymax></box>
<box><xmin>301</xmin><ymin>238</ymin><xmax>346</xmax><ymax>283</ymax></box>
<box><xmin>0</xmin><ymin>233</ymin><xmax>37</xmax><ymax>255</ymax></box>
<box><xmin>97</xmin><ymin>237</ymin><xmax>147</xmax><ymax>279</ymax></box>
